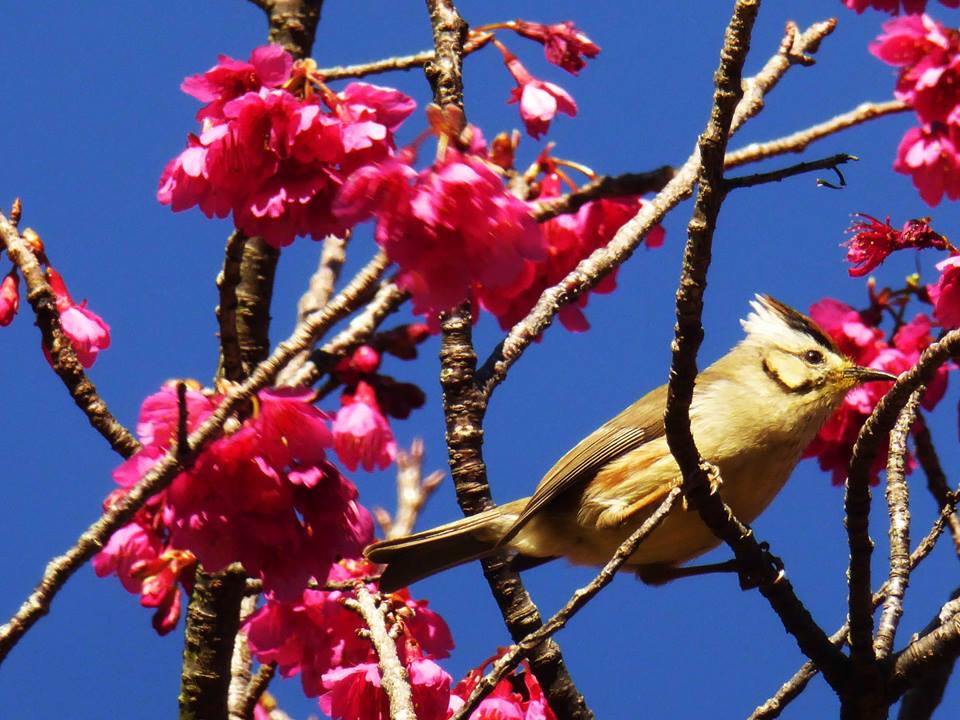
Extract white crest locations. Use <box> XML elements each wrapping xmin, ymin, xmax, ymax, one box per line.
<box><xmin>740</xmin><ymin>294</ymin><xmax>817</xmax><ymax>350</ymax></box>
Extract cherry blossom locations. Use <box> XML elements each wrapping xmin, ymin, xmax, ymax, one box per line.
<box><xmin>45</xmin><ymin>266</ymin><xmax>111</xmax><ymax>368</ymax></box>
<box><xmin>512</xmin><ymin>20</ymin><xmax>600</xmax><ymax>75</ymax></box>
<box><xmin>501</xmin><ymin>50</ymin><xmax>577</xmax><ymax>139</ymax></box>
<box><xmin>802</xmin><ymin>300</ymin><xmax>947</xmax><ymax>484</ymax></box>
<box><xmin>333</xmin><ymin>381</ymin><xmax>398</xmax><ymax>472</ymax></box>
<box><xmin>894</xmin><ymin>123</ymin><xmax>960</xmax><ymax>206</ymax></box>
<box><xmin>335</xmin><ymin>149</ymin><xmax>546</xmax><ymax>320</ymax></box>
<box><xmin>246</xmin><ymin>560</ymin><xmax>453</xmax><ymax>703</ymax></box>
<box><xmin>928</xmin><ymin>254</ymin><xmax>960</xmax><ymax>327</ymax></box>
<box><xmin>448</xmin><ymin>654</ymin><xmax>556</xmax><ymax>720</ymax></box>
<box><xmin>843</xmin><ymin>213</ymin><xmax>949</xmax><ymax>276</ymax></box>
<box><xmin>0</xmin><ymin>270</ymin><xmax>19</xmax><ymax>326</ymax></box>
<box><xmin>846</xmin><ymin>0</ymin><xmax>960</xmax><ymax>15</ymax></box>
<box><xmin>101</xmin><ymin>382</ymin><xmax>373</xmax><ymax>604</ymax></box>
<box><xmin>159</xmin><ymin>46</ymin><xmax>415</xmax><ymax>247</ymax></box>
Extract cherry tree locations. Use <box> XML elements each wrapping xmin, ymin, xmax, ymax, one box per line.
<box><xmin>1</xmin><ymin>1</ymin><xmax>960</xmax><ymax>718</ymax></box>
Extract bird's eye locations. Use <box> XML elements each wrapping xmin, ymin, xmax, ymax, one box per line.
<box><xmin>803</xmin><ymin>349</ymin><xmax>825</xmax><ymax>364</ymax></box>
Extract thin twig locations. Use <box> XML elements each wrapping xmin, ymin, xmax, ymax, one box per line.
<box><xmin>276</xmin><ymin>234</ymin><xmax>349</xmax><ymax>386</ymax></box>
<box><xmin>913</xmin><ymin>415</ymin><xmax>960</xmax><ymax>557</ymax></box>
<box><xmin>875</xmin><ymin>391</ymin><xmax>920</xmax><ymax>660</ymax></box>
<box><xmin>846</xmin><ymin>329</ymin><xmax>960</xmax><ymax>689</ymax></box>
<box><xmin>377</xmin><ymin>439</ymin><xmax>444</xmax><ymax>540</ymax></box>
<box><xmin>0</xmin><ymin>211</ymin><xmax>140</xmax><ymax>458</ymax></box>
<box><xmin>889</xmin><ymin>593</ymin><xmax>960</xmax><ymax>703</ymax></box>
<box><xmin>750</xmin><ymin>494</ymin><xmax>959</xmax><ymax>719</ymax></box>
<box><xmin>345</xmin><ymin>586</ymin><xmax>416</xmax><ymax>720</ymax></box>
<box><xmin>725</xmin><ymin>100</ymin><xmax>909</xmax><ymax>169</ymax></box>
<box><xmin>896</xmin><ymin>591</ymin><xmax>960</xmax><ymax>720</ymax></box>
<box><xmin>530</xmin><ymin>167</ymin><xmax>676</xmax><ymax>222</ymax></box>
<box><xmin>476</xmin><ymin>17</ymin><xmax>838</xmax><ymax>400</ymax></box>
<box><xmin>315</xmin><ymin>32</ymin><xmax>493</xmax><ymax>80</ymax></box>
<box><xmin>281</xmin><ymin>279</ymin><xmax>406</xmax><ymax>388</ymax></box>
<box><xmin>241</xmin><ymin>663</ymin><xmax>278</xmax><ymax>720</ymax></box>
<box><xmin>724</xmin><ymin>153</ymin><xmax>857</xmax><ymax>191</ymax></box>
<box><xmin>228</xmin><ymin>594</ymin><xmax>260</xmax><ymax>720</ymax></box>
<box><xmin>0</xmin><ymin>252</ymin><xmax>390</xmax><ymax>664</ymax></box>
<box><xmin>449</xmin><ymin>488</ymin><xmax>681</xmax><ymax>720</ymax></box>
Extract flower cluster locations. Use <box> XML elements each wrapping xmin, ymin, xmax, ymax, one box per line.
<box><xmin>447</xmin><ymin>652</ymin><xmax>556</xmax><ymax>720</ymax></box>
<box><xmin>246</xmin><ymin>560</ymin><xmax>454</xmax><ymax>718</ymax></box>
<box><xmin>158</xmin><ymin>45</ymin><xmax>415</xmax><ymax>247</ymax></box>
<box><xmin>482</xmin><ymin>168</ymin><xmax>665</xmax><ymax>332</ymax></box>
<box><xmin>336</xmin><ymin>148</ymin><xmax>547</xmax><ymax>321</ymax></box>
<box><xmin>845</xmin><ymin>0</ymin><xmax>960</xmax><ymax>14</ymax></box>
<box><xmin>802</xmin><ymin>298</ymin><xmax>948</xmax><ymax>484</ymax></box>
<box><xmin>843</xmin><ymin>213</ymin><xmax>950</xmax><ymax>276</ymax></box>
<box><xmin>511</xmin><ymin>20</ymin><xmax>600</xmax><ymax>75</ymax></box>
<box><xmin>871</xmin><ymin>14</ymin><xmax>960</xmax><ymax>205</ymax></box>
<box><xmin>96</xmin><ymin>382</ymin><xmax>375</xmax><ymax>607</ymax></box>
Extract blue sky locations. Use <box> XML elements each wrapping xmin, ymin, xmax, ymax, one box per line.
<box><xmin>1</xmin><ymin>1</ymin><xmax>959</xmax><ymax>718</ymax></box>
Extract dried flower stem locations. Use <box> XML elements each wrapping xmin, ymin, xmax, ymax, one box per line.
<box><xmin>0</xmin><ymin>251</ymin><xmax>390</xmax><ymax>664</ymax></box>
<box><xmin>449</xmin><ymin>488</ymin><xmax>681</xmax><ymax>720</ymax></box>
<box><xmin>376</xmin><ymin>439</ymin><xmax>445</xmax><ymax>540</ymax></box>
<box><xmin>0</xmin><ymin>210</ymin><xmax>140</xmax><ymax>458</ymax></box>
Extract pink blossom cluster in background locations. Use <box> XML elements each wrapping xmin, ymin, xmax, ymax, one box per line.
<box><xmin>845</xmin><ymin>0</ymin><xmax>960</xmax><ymax>15</ymax></box>
<box><xmin>158</xmin><ymin>45</ymin><xmax>416</xmax><ymax>247</ymax></box>
<box><xmin>803</xmin><ymin>299</ymin><xmax>948</xmax><ymax>483</ymax></box>
<box><xmin>447</xmin><ymin>651</ymin><xmax>557</xmax><ymax>720</ymax></box>
<box><xmin>869</xmin><ymin>12</ymin><xmax>960</xmax><ymax>204</ymax></box>
<box><xmin>95</xmin><ymin>383</ymin><xmax>376</xmax><ymax>616</ymax></box>
<box><xmin>247</xmin><ymin>559</ymin><xmax>454</xmax><ymax>717</ymax></box>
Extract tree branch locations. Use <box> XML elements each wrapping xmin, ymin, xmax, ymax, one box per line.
<box><xmin>449</xmin><ymin>488</ymin><xmax>681</xmax><ymax>720</ymax></box>
<box><xmin>0</xmin><ymin>251</ymin><xmax>390</xmax><ymax>664</ymax></box>
<box><xmin>874</xmin><ymin>391</ymin><xmax>920</xmax><ymax>660</ymax></box>
<box><xmin>476</xmin><ymin>17</ymin><xmax>838</xmax><ymax>399</ymax></box>
<box><xmin>376</xmin><ymin>439</ymin><xmax>445</xmax><ymax>540</ymax></box>
<box><xmin>0</xmin><ymin>210</ymin><xmax>140</xmax><ymax>458</ymax></box>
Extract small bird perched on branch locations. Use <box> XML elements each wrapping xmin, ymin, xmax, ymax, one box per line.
<box><xmin>366</xmin><ymin>295</ymin><xmax>897</xmax><ymax>591</ymax></box>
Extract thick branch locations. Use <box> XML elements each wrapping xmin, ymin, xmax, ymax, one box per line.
<box><xmin>0</xmin><ymin>211</ymin><xmax>139</xmax><ymax>458</ymax></box>
<box><xmin>179</xmin><ymin>566</ymin><xmax>248</xmax><ymax>720</ymax></box>
<box><xmin>216</xmin><ymin>231</ymin><xmax>247</xmax><ymax>382</ymax></box>
<box><xmin>661</xmin><ymin>0</ymin><xmax>849</xmax><ymax>694</ymax></box>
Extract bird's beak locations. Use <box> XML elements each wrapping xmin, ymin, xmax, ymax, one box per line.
<box><xmin>843</xmin><ymin>365</ymin><xmax>899</xmax><ymax>383</ymax></box>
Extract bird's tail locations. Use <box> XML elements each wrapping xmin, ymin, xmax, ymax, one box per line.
<box><xmin>365</xmin><ymin>499</ymin><xmax>527</xmax><ymax>592</ymax></box>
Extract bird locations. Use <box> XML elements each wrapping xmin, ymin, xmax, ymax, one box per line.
<box><xmin>365</xmin><ymin>295</ymin><xmax>898</xmax><ymax>592</ymax></box>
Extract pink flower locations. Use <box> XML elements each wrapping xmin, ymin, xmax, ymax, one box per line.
<box><xmin>46</xmin><ymin>267</ymin><xmax>111</xmax><ymax>368</ymax></box>
<box><xmin>159</xmin><ymin>50</ymin><xmax>415</xmax><ymax>248</ymax></box>
<box><xmin>182</xmin><ymin>45</ymin><xmax>293</xmax><ymax>121</ymax></box>
<box><xmin>480</xmin><ymin>172</ymin><xmax>664</xmax><ymax>332</ymax></box>
<box><xmin>802</xmin><ymin>298</ymin><xmax>947</xmax><ymax>484</ymax></box>
<box><xmin>846</xmin><ymin>0</ymin><xmax>960</xmax><ymax>15</ymax></box>
<box><xmin>843</xmin><ymin>213</ymin><xmax>948</xmax><ymax>276</ymax></box>
<box><xmin>0</xmin><ymin>271</ymin><xmax>19</xmax><ymax>326</ymax></box>
<box><xmin>449</xmin><ymin>655</ymin><xmax>555</xmax><ymax>720</ymax></box>
<box><xmin>503</xmin><ymin>53</ymin><xmax>577</xmax><ymax>139</ymax></box>
<box><xmin>246</xmin><ymin>560</ymin><xmax>453</xmax><ymax>700</ymax></box>
<box><xmin>335</xmin><ymin>149</ymin><xmax>545</xmax><ymax>320</ymax></box>
<box><xmin>513</xmin><ymin>21</ymin><xmax>600</xmax><ymax>75</ymax></box>
<box><xmin>897</xmin><ymin>123</ymin><xmax>960</xmax><ymax>206</ymax></box>
<box><xmin>333</xmin><ymin>381</ymin><xmax>397</xmax><ymax>472</ymax></box>
<box><xmin>929</xmin><ymin>254</ymin><xmax>960</xmax><ymax>328</ymax></box>
<box><xmin>103</xmin><ymin>383</ymin><xmax>373</xmax><ymax>602</ymax></box>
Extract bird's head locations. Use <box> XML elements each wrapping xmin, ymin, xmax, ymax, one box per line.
<box><xmin>739</xmin><ymin>294</ymin><xmax>897</xmax><ymax>403</ymax></box>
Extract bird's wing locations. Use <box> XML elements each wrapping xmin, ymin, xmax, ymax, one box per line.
<box><xmin>498</xmin><ymin>383</ymin><xmax>668</xmax><ymax>546</ymax></box>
